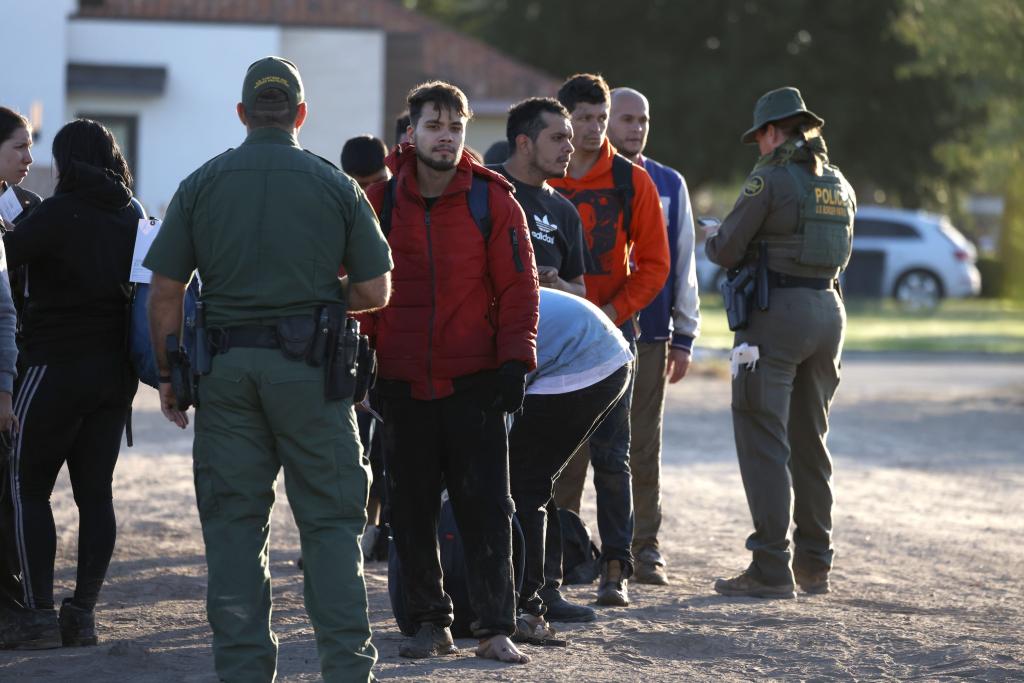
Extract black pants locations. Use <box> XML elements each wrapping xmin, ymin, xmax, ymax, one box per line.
<box><xmin>381</xmin><ymin>381</ymin><xmax>516</xmax><ymax>638</ymax></box>
<box><xmin>510</xmin><ymin>365</ymin><xmax>630</xmax><ymax>616</ymax></box>
<box><xmin>0</xmin><ymin>432</ymin><xmax>25</xmax><ymax>609</ymax></box>
<box><xmin>9</xmin><ymin>354</ymin><xmax>137</xmax><ymax>611</ymax></box>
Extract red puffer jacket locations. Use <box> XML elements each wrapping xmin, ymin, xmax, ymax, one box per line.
<box><xmin>362</xmin><ymin>144</ymin><xmax>539</xmax><ymax>400</ymax></box>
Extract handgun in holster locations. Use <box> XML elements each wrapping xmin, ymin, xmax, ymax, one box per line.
<box><xmin>721</xmin><ymin>265</ymin><xmax>756</xmax><ymax>331</ymax></box>
<box><xmin>323</xmin><ymin>313</ymin><xmax>376</xmax><ymax>403</ymax></box>
<box><xmin>166</xmin><ymin>333</ymin><xmax>194</xmax><ymax>411</ymax></box>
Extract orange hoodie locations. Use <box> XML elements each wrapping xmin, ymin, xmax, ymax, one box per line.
<box><xmin>549</xmin><ymin>139</ymin><xmax>670</xmax><ymax>325</ymax></box>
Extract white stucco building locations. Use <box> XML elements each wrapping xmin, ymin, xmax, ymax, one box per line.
<box><xmin>1</xmin><ymin>0</ymin><xmax>557</xmax><ymax>214</ymax></box>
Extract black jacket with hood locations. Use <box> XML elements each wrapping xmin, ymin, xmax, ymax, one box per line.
<box><xmin>3</xmin><ymin>162</ymin><xmax>136</xmax><ymax>364</ymax></box>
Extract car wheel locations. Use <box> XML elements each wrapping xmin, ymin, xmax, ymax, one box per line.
<box><xmin>894</xmin><ymin>269</ymin><xmax>943</xmax><ymax>311</ymax></box>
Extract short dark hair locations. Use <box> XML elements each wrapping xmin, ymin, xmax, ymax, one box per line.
<box><xmin>394</xmin><ymin>111</ymin><xmax>410</xmax><ymax>145</ymax></box>
<box><xmin>52</xmin><ymin>118</ymin><xmax>133</xmax><ymax>194</ymax></box>
<box><xmin>0</xmin><ymin>107</ymin><xmax>30</xmax><ymax>147</ymax></box>
<box><xmin>245</xmin><ymin>87</ymin><xmax>294</xmax><ymax>129</ymax></box>
<box><xmin>557</xmin><ymin>73</ymin><xmax>611</xmax><ymax>113</ymax></box>
<box><xmin>341</xmin><ymin>135</ymin><xmax>388</xmax><ymax>177</ymax></box>
<box><xmin>407</xmin><ymin>81</ymin><xmax>472</xmax><ymax>128</ymax></box>
<box><xmin>483</xmin><ymin>140</ymin><xmax>510</xmax><ymax>165</ymax></box>
<box><xmin>506</xmin><ymin>97</ymin><xmax>569</xmax><ymax>150</ymax></box>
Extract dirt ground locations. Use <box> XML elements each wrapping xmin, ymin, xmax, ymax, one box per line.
<box><xmin>2</xmin><ymin>352</ymin><xmax>1023</xmax><ymax>681</ymax></box>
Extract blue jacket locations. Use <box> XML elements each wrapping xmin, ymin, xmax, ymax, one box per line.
<box><xmin>637</xmin><ymin>156</ymin><xmax>700</xmax><ymax>350</ymax></box>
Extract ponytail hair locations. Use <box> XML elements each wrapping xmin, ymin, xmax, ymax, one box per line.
<box><xmin>52</xmin><ymin>119</ymin><xmax>133</xmax><ymax>194</ymax></box>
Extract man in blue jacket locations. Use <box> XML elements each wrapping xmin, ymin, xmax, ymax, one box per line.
<box><xmin>608</xmin><ymin>87</ymin><xmax>701</xmax><ymax>585</ymax></box>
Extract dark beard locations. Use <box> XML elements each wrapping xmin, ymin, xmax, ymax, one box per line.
<box><xmin>416</xmin><ymin>146</ymin><xmax>459</xmax><ymax>171</ymax></box>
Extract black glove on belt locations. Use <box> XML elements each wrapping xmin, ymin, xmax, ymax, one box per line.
<box><xmin>494</xmin><ymin>360</ymin><xmax>529</xmax><ymax>414</ymax></box>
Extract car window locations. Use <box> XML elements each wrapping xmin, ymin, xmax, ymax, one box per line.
<box><xmin>854</xmin><ymin>219</ymin><xmax>920</xmax><ymax>239</ymax></box>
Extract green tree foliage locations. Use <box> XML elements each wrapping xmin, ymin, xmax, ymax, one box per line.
<box><xmin>894</xmin><ymin>0</ymin><xmax>1024</xmax><ymax>298</ymax></box>
<box><xmin>408</xmin><ymin>0</ymin><xmax>975</xmax><ymax>208</ymax></box>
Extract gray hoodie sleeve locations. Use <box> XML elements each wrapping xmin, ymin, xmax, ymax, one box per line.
<box><xmin>0</xmin><ymin>238</ymin><xmax>18</xmax><ymax>393</ymax></box>
<box><xmin>670</xmin><ymin>174</ymin><xmax>701</xmax><ymax>348</ymax></box>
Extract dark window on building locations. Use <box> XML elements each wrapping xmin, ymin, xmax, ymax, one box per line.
<box><xmin>75</xmin><ymin>113</ymin><xmax>139</xmax><ymax>186</ymax></box>
<box><xmin>854</xmin><ymin>219</ymin><xmax>920</xmax><ymax>239</ymax></box>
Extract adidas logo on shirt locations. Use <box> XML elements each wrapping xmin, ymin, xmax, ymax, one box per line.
<box><xmin>533</xmin><ymin>214</ymin><xmax>558</xmax><ymax>233</ymax></box>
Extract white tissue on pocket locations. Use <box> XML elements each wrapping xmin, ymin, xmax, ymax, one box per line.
<box><xmin>729</xmin><ymin>342</ymin><xmax>760</xmax><ymax>378</ymax></box>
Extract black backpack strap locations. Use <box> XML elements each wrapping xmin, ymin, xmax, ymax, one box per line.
<box><xmin>380</xmin><ymin>176</ymin><xmax>397</xmax><ymax>237</ymax></box>
<box><xmin>467</xmin><ymin>174</ymin><xmax>491</xmax><ymax>242</ymax></box>
<box><xmin>611</xmin><ymin>154</ymin><xmax>635</xmax><ymax>243</ymax></box>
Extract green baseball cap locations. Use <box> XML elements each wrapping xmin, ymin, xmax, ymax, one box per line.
<box><xmin>241</xmin><ymin>56</ymin><xmax>304</xmax><ymax>114</ymax></box>
<box><xmin>740</xmin><ymin>86</ymin><xmax>824</xmax><ymax>144</ymax></box>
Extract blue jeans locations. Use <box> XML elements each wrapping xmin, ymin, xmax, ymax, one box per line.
<box><xmin>589</xmin><ymin>334</ymin><xmax>636</xmax><ymax>573</ymax></box>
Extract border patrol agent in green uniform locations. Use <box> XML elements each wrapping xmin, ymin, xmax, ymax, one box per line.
<box><xmin>144</xmin><ymin>57</ymin><xmax>393</xmax><ymax>682</ymax></box>
<box><xmin>706</xmin><ymin>87</ymin><xmax>855</xmax><ymax>599</ymax></box>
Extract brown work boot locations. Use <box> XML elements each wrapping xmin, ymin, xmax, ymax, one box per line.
<box><xmin>633</xmin><ymin>545</ymin><xmax>669</xmax><ymax>585</ymax></box>
<box><xmin>793</xmin><ymin>567</ymin><xmax>831</xmax><ymax>594</ymax></box>
<box><xmin>713</xmin><ymin>570</ymin><xmax>796</xmax><ymax>599</ymax></box>
<box><xmin>595</xmin><ymin>560</ymin><xmax>629</xmax><ymax>606</ymax></box>
<box><xmin>398</xmin><ymin>623</ymin><xmax>458</xmax><ymax>658</ymax></box>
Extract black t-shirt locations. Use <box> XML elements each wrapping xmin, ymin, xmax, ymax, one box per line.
<box><xmin>491</xmin><ymin>165</ymin><xmax>589</xmax><ymax>280</ymax></box>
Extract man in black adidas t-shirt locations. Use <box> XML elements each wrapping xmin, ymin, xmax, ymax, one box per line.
<box><xmin>492</xmin><ymin>98</ymin><xmax>589</xmax><ymax>298</ymax></box>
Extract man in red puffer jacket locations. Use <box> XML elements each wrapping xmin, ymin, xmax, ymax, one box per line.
<box><xmin>362</xmin><ymin>81</ymin><xmax>539</xmax><ymax>664</ymax></box>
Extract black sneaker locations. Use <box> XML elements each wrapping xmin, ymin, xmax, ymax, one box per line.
<box><xmin>543</xmin><ymin>596</ymin><xmax>596</xmax><ymax>623</ymax></box>
<box><xmin>59</xmin><ymin>598</ymin><xmax>97</xmax><ymax>646</ymax></box>
<box><xmin>0</xmin><ymin>607</ymin><xmax>61</xmax><ymax>650</ymax></box>
<box><xmin>398</xmin><ymin>623</ymin><xmax>458</xmax><ymax>659</ymax></box>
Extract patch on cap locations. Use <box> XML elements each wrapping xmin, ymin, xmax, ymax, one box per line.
<box><xmin>241</xmin><ymin>56</ymin><xmax>304</xmax><ymax>113</ymax></box>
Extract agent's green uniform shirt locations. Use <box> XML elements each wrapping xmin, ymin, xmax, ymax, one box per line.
<box><xmin>144</xmin><ymin>126</ymin><xmax>392</xmax><ymax>324</ymax></box>
<box><xmin>706</xmin><ymin>160</ymin><xmax>855</xmax><ymax>279</ymax></box>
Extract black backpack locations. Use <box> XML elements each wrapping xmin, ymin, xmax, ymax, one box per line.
<box><xmin>388</xmin><ymin>499</ymin><xmax>525</xmax><ymax>638</ymax></box>
<box><xmin>610</xmin><ymin>153</ymin><xmax>636</xmax><ymax>243</ymax></box>
<box><xmin>379</xmin><ymin>174</ymin><xmax>491</xmax><ymax>241</ymax></box>
<box><xmin>558</xmin><ymin>507</ymin><xmax>601</xmax><ymax>585</ymax></box>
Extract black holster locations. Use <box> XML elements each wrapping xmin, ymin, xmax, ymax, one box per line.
<box><xmin>721</xmin><ymin>265</ymin><xmax>757</xmax><ymax>331</ymax></box>
<box><xmin>324</xmin><ymin>313</ymin><xmax>375</xmax><ymax>403</ymax></box>
<box><xmin>166</xmin><ymin>333</ymin><xmax>194</xmax><ymax>411</ymax></box>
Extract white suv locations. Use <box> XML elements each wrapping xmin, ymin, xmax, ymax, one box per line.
<box><xmin>850</xmin><ymin>205</ymin><xmax>981</xmax><ymax>309</ymax></box>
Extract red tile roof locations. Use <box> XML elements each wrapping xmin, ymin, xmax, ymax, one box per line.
<box><xmin>75</xmin><ymin>0</ymin><xmax>560</xmax><ymax>103</ymax></box>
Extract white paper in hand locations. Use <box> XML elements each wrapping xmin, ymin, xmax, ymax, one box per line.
<box><xmin>0</xmin><ymin>185</ymin><xmax>23</xmax><ymax>224</ymax></box>
<box><xmin>130</xmin><ymin>218</ymin><xmax>162</xmax><ymax>284</ymax></box>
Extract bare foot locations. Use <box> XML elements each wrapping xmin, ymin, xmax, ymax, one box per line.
<box><xmin>475</xmin><ymin>634</ymin><xmax>531</xmax><ymax>663</ymax></box>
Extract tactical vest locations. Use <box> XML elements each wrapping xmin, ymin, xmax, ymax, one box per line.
<box><xmin>784</xmin><ymin>160</ymin><xmax>854</xmax><ymax>271</ymax></box>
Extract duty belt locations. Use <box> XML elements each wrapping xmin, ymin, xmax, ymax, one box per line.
<box><xmin>768</xmin><ymin>270</ymin><xmax>834</xmax><ymax>290</ymax></box>
<box><xmin>208</xmin><ymin>325</ymin><xmax>279</xmax><ymax>354</ymax></box>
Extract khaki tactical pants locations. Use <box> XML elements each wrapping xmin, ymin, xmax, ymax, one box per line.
<box><xmin>194</xmin><ymin>348</ymin><xmax>375</xmax><ymax>683</ymax></box>
<box><xmin>731</xmin><ymin>287</ymin><xmax>845</xmax><ymax>586</ymax></box>
<box><xmin>629</xmin><ymin>341</ymin><xmax>669</xmax><ymax>552</ymax></box>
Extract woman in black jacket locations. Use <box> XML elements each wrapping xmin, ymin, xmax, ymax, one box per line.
<box><xmin>2</xmin><ymin>119</ymin><xmax>139</xmax><ymax>649</ymax></box>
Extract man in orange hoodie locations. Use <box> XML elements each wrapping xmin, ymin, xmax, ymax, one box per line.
<box><xmin>549</xmin><ymin>73</ymin><xmax>670</xmax><ymax>607</ymax></box>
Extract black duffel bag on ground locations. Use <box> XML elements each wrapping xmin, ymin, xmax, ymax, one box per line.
<box><xmin>388</xmin><ymin>498</ymin><xmax>525</xmax><ymax>638</ymax></box>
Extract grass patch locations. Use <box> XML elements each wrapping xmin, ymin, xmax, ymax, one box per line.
<box><xmin>696</xmin><ymin>298</ymin><xmax>1024</xmax><ymax>354</ymax></box>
